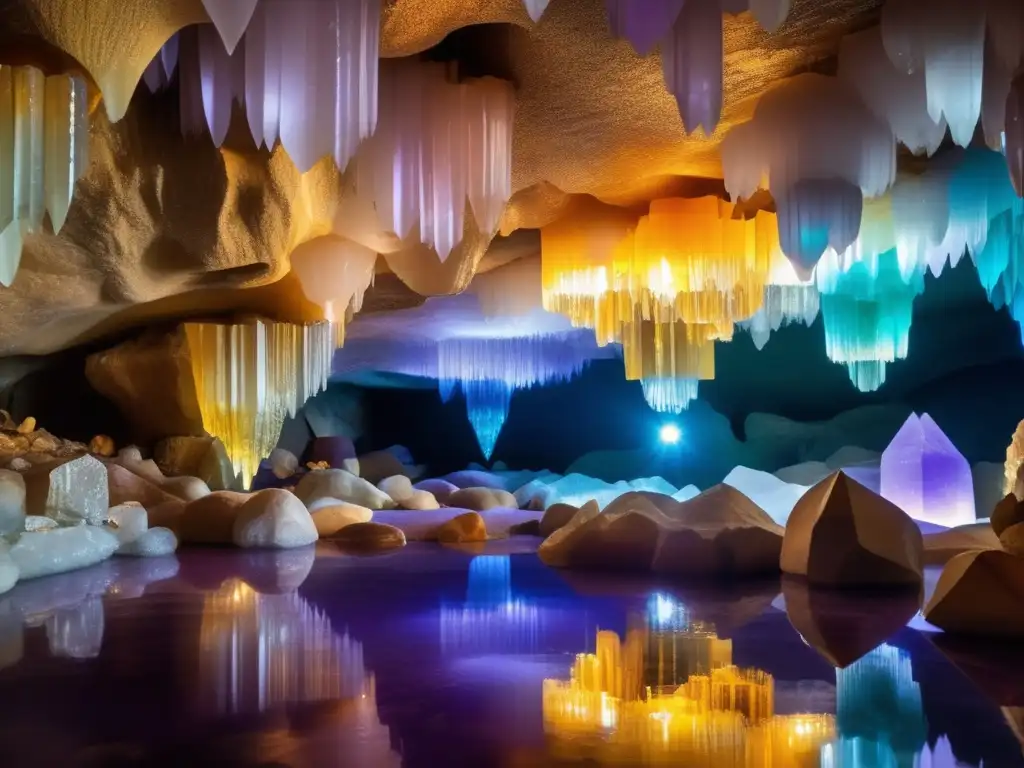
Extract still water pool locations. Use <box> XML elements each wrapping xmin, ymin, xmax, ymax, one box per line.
<box><xmin>0</xmin><ymin>541</ymin><xmax>1020</xmax><ymax>767</ymax></box>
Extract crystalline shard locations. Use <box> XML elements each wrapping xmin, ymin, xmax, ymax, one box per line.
<box><xmin>522</xmin><ymin>0</ymin><xmax>550</xmax><ymax>22</ymax></box>
<box><xmin>661</xmin><ymin>0</ymin><xmax>723</xmax><ymax>136</ymax></box>
<box><xmin>604</xmin><ymin>0</ymin><xmax>685</xmax><ymax>57</ymax></box>
<box><xmin>201</xmin><ymin>0</ymin><xmax>260</xmax><ymax>55</ymax></box>
<box><xmin>198</xmin><ymin>23</ymin><xmax>242</xmax><ymax>148</ymax></box>
<box><xmin>880</xmin><ymin>412</ymin><xmax>975</xmax><ymax>528</ymax></box>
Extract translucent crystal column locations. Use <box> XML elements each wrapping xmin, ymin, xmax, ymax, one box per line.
<box><xmin>201</xmin><ymin>0</ymin><xmax>259</xmax><ymax>55</ymax></box>
<box><xmin>661</xmin><ymin>0</ymin><xmax>723</xmax><ymax>136</ymax></box>
<box><xmin>0</xmin><ymin>65</ymin><xmax>89</xmax><ymax>287</ymax></box>
<box><xmin>185</xmin><ymin>319</ymin><xmax>335</xmax><ymax>485</ymax></box>
<box><xmin>880</xmin><ymin>412</ymin><xmax>976</xmax><ymax>527</ymax></box>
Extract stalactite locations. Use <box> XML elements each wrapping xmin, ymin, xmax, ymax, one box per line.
<box><xmin>185</xmin><ymin>319</ymin><xmax>336</xmax><ymax>486</ymax></box>
<box><xmin>0</xmin><ymin>66</ymin><xmax>88</xmax><ymax>287</ymax></box>
<box><xmin>288</xmin><ymin>236</ymin><xmax>377</xmax><ymax>343</ymax></box>
<box><xmin>522</xmin><ymin>0</ymin><xmax>550</xmax><ymax>22</ymax></box>
<box><xmin>1006</xmin><ymin>73</ymin><xmax>1024</xmax><ymax>196</ymax></box>
<box><xmin>201</xmin><ymin>0</ymin><xmax>259</xmax><ymax>55</ymax></box>
<box><xmin>661</xmin><ymin>0</ymin><xmax>723</xmax><ymax>136</ymax></box>
<box><xmin>358</xmin><ymin>60</ymin><xmax>514</xmax><ymax>260</ymax></box>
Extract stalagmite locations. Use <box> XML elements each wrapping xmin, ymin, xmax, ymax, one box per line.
<box><xmin>185</xmin><ymin>320</ymin><xmax>336</xmax><ymax>486</ymax></box>
<box><xmin>201</xmin><ymin>0</ymin><xmax>259</xmax><ymax>55</ymax></box>
<box><xmin>661</xmin><ymin>0</ymin><xmax>723</xmax><ymax>136</ymax></box>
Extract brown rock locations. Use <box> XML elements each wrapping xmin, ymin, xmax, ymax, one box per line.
<box><xmin>154</xmin><ymin>435</ymin><xmax>240</xmax><ymax>491</ymax></box>
<box><xmin>448</xmin><ymin>487</ymin><xmax>517</xmax><ymax>512</ymax></box>
<box><xmin>89</xmin><ymin>434</ymin><xmax>116</xmax><ymax>457</ymax></box>
<box><xmin>992</xmin><ymin>493</ymin><xmax>1024</xmax><ymax>537</ymax></box>
<box><xmin>147</xmin><ymin>498</ymin><xmax>187</xmax><ymax>534</ymax></box>
<box><xmin>85</xmin><ymin>328</ymin><xmax>205</xmax><ymax>443</ymax></box>
<box><xmin>106</xmin><ymin>463</ymin><xmax>179</xmax><ymax>509</ymax></box>
<box><xmin>330</xmin><ymin>521</ymin><xmax>407</xmax><ymax>552</ymax></box>
<box><xmin>509</xmin><ymin>519</ymin><xmax>542</xmax><ymax>537</ymax></box>
<box><xmin>356</xmin><ymin>450</ymin><xmax>409</xmax><ymax>485</ymax></box>
<box><xmin>28</xmin><ymin>431</ymin><xmax>60</xmax><ymax>453</ymax></box>
<box><xmin>781</xmin><ymin>471</ymin><xmax>924</xmax><ymax>588</ymax></box>
<box><xmin>1000</xmin><ymin>523</ymin><xmax>1024</xmax><ymax>557</ymax></box>
<box><xmin>924</xmin><ymin>549</ymin><xmax>1024</xmax><ymax>638</ymax></box>
<box><xmin>435</xmin><ymin>511</ymin><xmax>488</xmax><ymax>544</ymax></box>
<box><xmin>540</xmin><ymin>502</ymin><xmax>579</xmax><ymax>537</ymax></box>
<box><xmin>924</xmin><ymin>523</ymin><xmax>1001</xmax><ymax>566</ymax></box>
<box><xmin>178</xmin><ymin>491</ymin><xmax>250</xmax><ymax>545</ymax></box>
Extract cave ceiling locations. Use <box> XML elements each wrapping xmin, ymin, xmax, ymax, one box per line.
<box><xmin>0</xmin><ymin>0</ymin><xmax>888</xmax><ymax>356</ymax></box>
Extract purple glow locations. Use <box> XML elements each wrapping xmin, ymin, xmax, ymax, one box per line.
<box><xmin>880</xmin><ymin>412</ymin><xmax>976</xmax><ymax>528</ymax></box>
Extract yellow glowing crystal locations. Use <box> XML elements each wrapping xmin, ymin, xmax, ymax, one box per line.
<box><xmin>185</xmin><ymin>319</ymin><xmax>336</xmax><ymax>485</ymax></box>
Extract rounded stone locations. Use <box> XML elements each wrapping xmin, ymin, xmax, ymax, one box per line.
<box><xmin>330</xmin><ymin>521</ymin><xmax>407</xmax><ymax>552</ymax></box>
<box><xmin>436</xmin><ymin>511</ymin><xmax>488</xmax><ymax>544</ymax></box>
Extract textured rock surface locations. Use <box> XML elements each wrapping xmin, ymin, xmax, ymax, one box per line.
<box><xmin>448</xmin><ymin>487</ymin><xmax>518</xmax><ymax>512</ymax></box>
<box><xmin>0</xmin><ymin>469</ymin><xmax>26</xmax><ymax>535</ymax></box>
<box><xmin>178</xmin><ymin>490</ymin><xmax>248</xmax><ymax>545</ymax></box>
<box><xmin>294</xmin><ymin>469</ymin><xmax>395</xmax><ymax>510</ymax></box>
<box><xmin>992</xmin><ymin>494</ymin><xmax>1024</xmax><ymax>537</ymax></box>
<box><xmin>8</xmin><ymin>526</ymin><xmax>119</xmax><ymax>580</ymax></box>
<box><xmin>154</xmin><ymin>435</ymin><xmax>239</xmax><ymax>491</ymax></box>
<box><xmin>23</xmin><ymin>455</ymin><xmax>108</xmax><ymax>525</ymax></box>
<box><xmin>781</xmin><ymin>471</ymin><xmax>924</xmax><ymax>587</ymax></box>
<box><xmin>924</xmin><ymin>550</ymin><xmax>1024</xmax><ymax>638</ymax></box>
<box><xmin>307</xmin><ymin>498</ymin><xmax>373</xmax><ymax>537</ymax></box>
<box><xmin>330</xmin><ymin>521</ymin><xmax>407</xmax><ymax>551</ymax></box>
<box><xmin>435</xmin><ymin>511</ymin><xmax>488</xmax><ymax>544</ymax></box>
<box><xmin>923</xmin><ymin>523</ymin><xmax>1002</xmax><ymax>566</ymax></box>
<box><xmin>540</xmin><ymin>502</ymin><xmax>581</xmax><ymax>537</ymax></box>
<box><xmin>232</xmin><ymin>489</ymin><xmax>318</xmax><ymax>549</ymax></box>
<box><xmin>117</xmin><ymin>526</ymin><xmax>178</xmax><ymax>557</ymax></box>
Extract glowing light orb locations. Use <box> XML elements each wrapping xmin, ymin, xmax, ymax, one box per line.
<box><xmin>659</xmin><ymin>424</ymin><xmax>682</xmax><ymax>445</ymax></box>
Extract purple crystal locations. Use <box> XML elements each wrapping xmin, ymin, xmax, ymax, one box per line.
<box><xmin>880</xmin><ymin>412</ymin><xmax>976</xmax><ymax>528</ymax></box>
<box><xmin>604</xmin><ymin>0</ymin><xmax>684</xmax><ymax>57</ymax></box>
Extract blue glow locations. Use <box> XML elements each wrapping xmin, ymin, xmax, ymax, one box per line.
<box><xmin>466</xmin><ymin>555</ymin><xmax>512</xmax><ymax>607</ymax></box>
<box><xmin>658</xmin><ymin>423</ymin><xmax>681</xmax><ymax>445</ymax></box>
<box><xmin>442</xmin><ymin>379</ymin><xmax>512</xmax><ymax>459</ymax></box>
<box><xmin>646</xmin><ymin>593</ymin><xmax>687</xmax><ymax>629</ymax></box>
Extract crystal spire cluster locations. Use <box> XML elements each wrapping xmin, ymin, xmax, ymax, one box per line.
<box><xmin>185</xmin><ymin>319</ymin><xmax>336</xmax><ymax>485</ymax></box>
<box><xmin>0</xmin><ymin>66</ymin><xmax>89</xmax><ymax>286</ymax></box>
<box><xmin>880</xmin><ymin>413</ymin><xmax>976</xmax><ymax>527</ymax></box>
<box><xmin>357</xmin><ymin>60</ymin><xmax>515</xmax><ymax>261</ymax></box>
<box><xmin>145</xmin><ymin>0</ymin><xmax>381</xmax><ymax>173</ymax></box>
<box><xmin>603</xmin><ymin>0</ymin><xmax>793</xmax><ymax>136</ymax></box>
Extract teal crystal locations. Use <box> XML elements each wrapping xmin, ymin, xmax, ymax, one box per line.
<box><xmin>819</xmin><ymin>249</ymin><xmax>924</xmax><ymax>392</ymax></box>
<box><xmin>444</xmin><ymin>378</ymin><xmax>513</xmax><ymax>460</ymax></box>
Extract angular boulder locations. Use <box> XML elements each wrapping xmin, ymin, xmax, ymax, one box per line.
<box><xmin>307</xmin><ymin>498</ymin><xmax>373</xmax><ymax>536</ymax></box>
<box><xmin>781</xmin><ymin>471</ymin><xmax>924</xmax><ymax>587</ymax></box>
<box><xmin>23</xmin><ymin>455</ymin><xmax>108</xmax><ymax>526</ymax></box>
<box><xmin>448</xmin><ymin>487</ymin><xmax>517</xmax><ymax>511</ymax></box>
<box><xmin>991</xmin><ymin>493</ymin><xmax>1024</xmax><ymax>537</ymax></box>
<box><xmin>538</xmin><ymin>493</ymin><xmax>661</xmax><ymax>570</ymax></box>
<box><xmin>294</xmin><ymin>468</ymin><xmax>395</xmax><ymax>510</ymax></box>
<box><xmin>923</xmin><ymin>522</ymin><xmax>1001</xmax><ymax>565</ymax></box>
<box><xmin>540</xmin><ymin>502</ymin><xmax>581</xmax><ymax>537</ymax></box>
<box><xmin>923</xmin><ymin>549</ymin><xmax>1024</xmax><ymax>638</ymax></box>
<box><xmin>330</xmin><ymin>521</ymin><xmax>407</xmax><ymax>552</ymax></box>
<box><xmin>0</xmin><ymin>468</ymin><xmax>26</xmax><ymax>535</ymax></box>
<box><xmin>232</xmin><ymin>489</ymin><xmax>318</xmax><ymax>549</ymax></box>
<box><xmin>435</xmin><ymin>511</ymin><xmax>487</xmax><ymax>544</ymax></box>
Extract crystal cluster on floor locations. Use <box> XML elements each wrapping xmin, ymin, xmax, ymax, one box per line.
<box><xmin>185</xmin><ymin>319</ymin><xmax>335</xmax><ymax>485</ymax></box>
<box><xmin>879</xmin><ymin>413</ymin><xmax>976</xmax><ymax>528</ymax></box>
<box><xmin>0</xmin><ymin>65</ymin><xmax>89</xmax><ymax>286</ymax></box>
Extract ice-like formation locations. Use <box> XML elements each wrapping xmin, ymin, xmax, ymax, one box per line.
<box><xmin>879</xmin><ymin>413</ymin><xmax>976</xmax><ymax>528</ymax></box>
<box><xmin>199</xmin><ymin>579</ymin><xmax>376</xmax><ymax>714</ymax></box>
<box><xmin>817</xmin><ymin>248</ymin><xmax>923</xmax><ymax>392</ymax></box>
<box><xmin>880</xmin><ymin>0</ymin><xmax>984</xmax><ymax>148</ymax></box>
<box><xmin>721</xmin><ymin>466</ymin><xmax>809</xmax><ymax>526</ymax></box>
<box><xmin>641</xmin><ymin>377</ymin><xmax>699</xmax><ymax>414</ymax></box>
<box><xmin>739</xmin><ymin>257</ymin><xmax>820</xmax><ymax>350</ymax></box>
<box><xmin>720</xmin><ymin>74</ymin><xmax>895</xmax><ymax>274</ymax></box>
<box><xmin>201</xmin><ymin>0</ymin><xmax>259</xmax><ymax>54</ymax></box>
<box><xmin>186</xmin><ymin>319</ymin><xmax>336</xmax><ymax>485</ymax></box>
<box><xmin>0</xmin><ymin>66</ymin><xmax>89</xmax><ymax>286</ymax></box>
<box><xmin>604</xmin><ymin>0</ymin><xmax>791</xmax><ymax>133</ymax></box>
<box><xmin>838</xmin><ymin>26</ymin><xmax>947</xmax><ymax>158</ymax></box>
<box><xmin>357</xmin><ymin>60</ymin><xmax>514</xmax><ymax>259</ymax></box>
<box><xmin>834</xmin><ymin>643</ymin><xmax>927</xmax><ymax>765</ymax></box>
<box><xmin>522</xmin><ymin>0</ymin><xmax>550</xmax><ymax>22</ymax></box>
<box><xmin>150</xmin><ymin>0</ymin><xmax>381</xmax><ymax>173</ymax></box>
<box><xmin>289</xmin><ymin>236</ymin><xmax>377</xmax><ymax>338</ymax></box>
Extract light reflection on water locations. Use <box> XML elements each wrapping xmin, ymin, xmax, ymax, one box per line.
<box><xmin>0</xmin><ymin>548</ymin><xmax>1019</xmax><ymax>768</ymax></box>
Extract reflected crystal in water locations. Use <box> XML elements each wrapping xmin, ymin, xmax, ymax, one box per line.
<box><xmin>45</xmin><ymin>595</ymin><xmax>104</xmax><ymax>660</ymax></box>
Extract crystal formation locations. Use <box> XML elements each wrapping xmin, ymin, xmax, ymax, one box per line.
<box><xmin>880</xmin><ymin>413</ymin><xmax>976</xmax><ymax>528</ymax></box>
<box><xmin>185</xmin><ymin>320</ymin><xmax>336</xmax><ymax>486</ymax></box>
<box><xmin>288</xmin><ymin>236</ymin><xmax>377</xmax><ymax>342</ymax></box>
<box><xmin>0</xmin><ymin>66</ymin><xmax>89</xmax><ymax>286</ymax></box>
